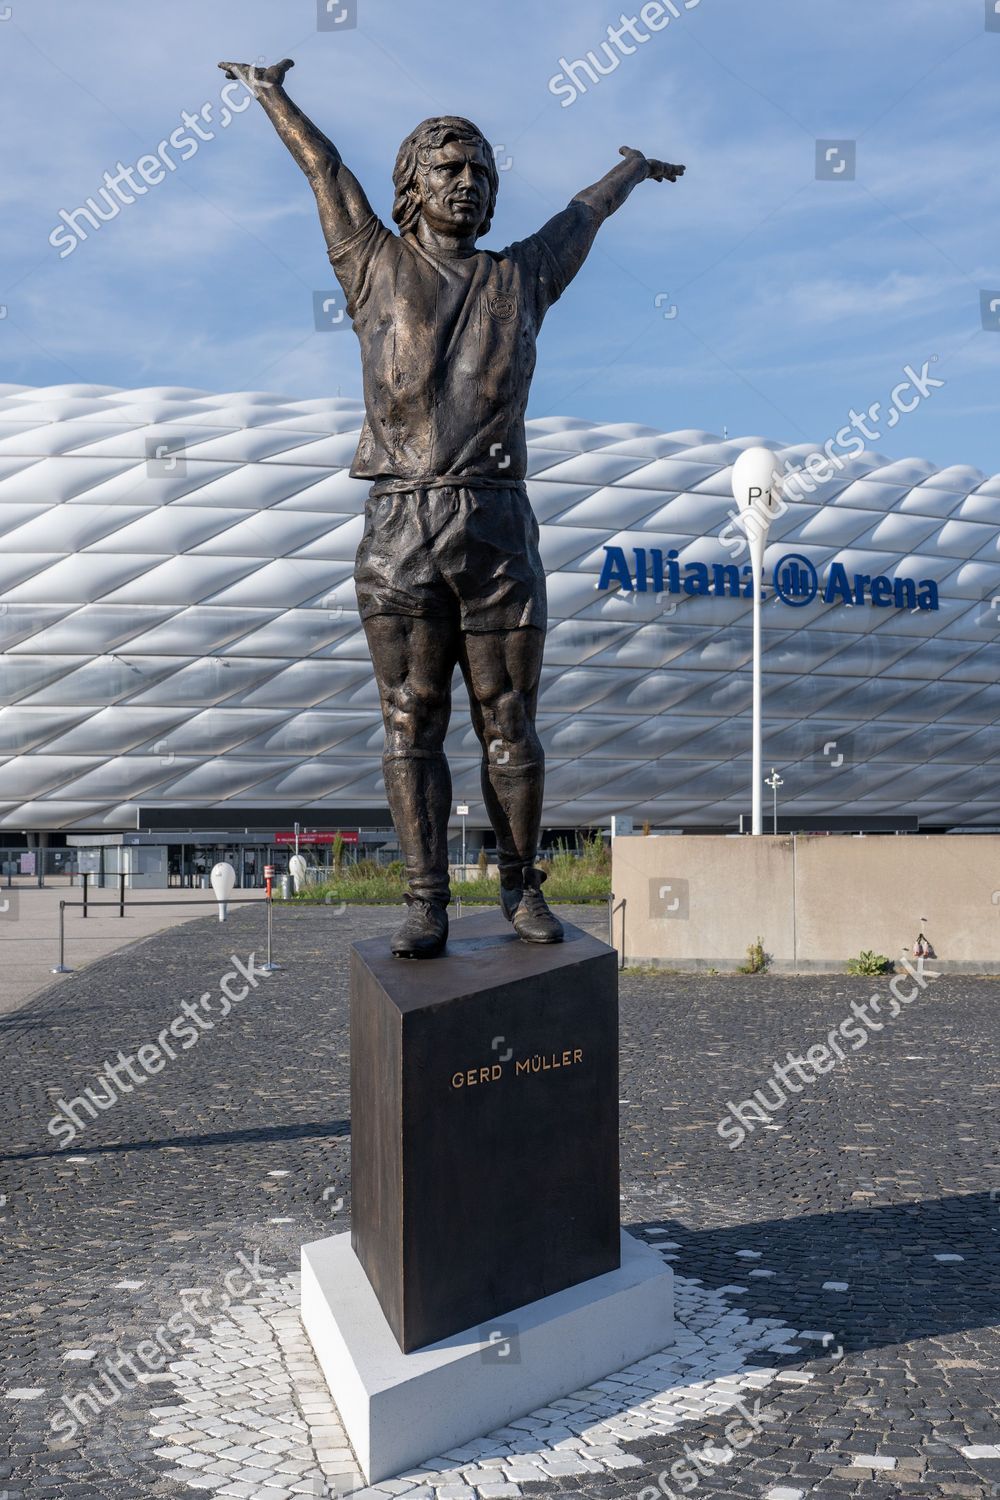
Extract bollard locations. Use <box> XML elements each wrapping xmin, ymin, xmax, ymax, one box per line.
<box><xmin>82</xmin><ymin>872</ymin><xmax>89</xmax><ymax>919</ymax></box>
<box><xmin>211</xmin><ymin>862</ymin><xmax>236</xmax><ymax>923</ymax></box>
<box><xmin>119</xmin><ymin>870</ymin><xmax>126</xmax><ymax>918</ymax></box>
<box><xmin>51</xmin><ymin>901</ymin><xmax>74</xmax><ymax>974</ymax></box>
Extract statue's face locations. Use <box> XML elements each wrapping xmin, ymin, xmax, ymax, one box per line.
<box><xmin>416</xmin><ymin>138</ymin><xmax>492</xmax><ymax>238</ymax></box>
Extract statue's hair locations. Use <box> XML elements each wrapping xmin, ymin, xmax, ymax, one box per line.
<box><xmin>392</xmin><ymin>117</ymin><xmax>499</xmax><ymax>238</ymax></box>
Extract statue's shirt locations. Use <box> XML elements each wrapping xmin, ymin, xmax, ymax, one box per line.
<box><xmin>327</xmin><ymin>201</ymin><xmax>601</xmax><ymax>489</ymax></box>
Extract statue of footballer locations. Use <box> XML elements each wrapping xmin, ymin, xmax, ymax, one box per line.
<box><xmin>219</xmin><ymin>57</ymin><xmax>684</xmax><ymax>959</ymax></box>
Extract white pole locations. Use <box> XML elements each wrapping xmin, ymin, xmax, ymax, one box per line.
<box><xmin>765</xmin><ymin>768</ymin><xmax>784</xmax><ymax>836</ymax></box>
<box><xmin>751</xmin><ymin>552</ymin><xmax>763</xmax><ymax>836</ymax></box>
<box><xmin>455</xmin><ymin>804</ymin><xmax>470</xmax><ymax>882</ymax></box>
<box><xmin>732</xmin><ymin>448</ymin><xmax>784</xmax><ymax>839</ymax></box>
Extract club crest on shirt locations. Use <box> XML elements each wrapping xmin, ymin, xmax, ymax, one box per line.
<box><xmin>486</xmin><ymin>291</ymin><xmax>518</xmax><ymax>322</ymax></box>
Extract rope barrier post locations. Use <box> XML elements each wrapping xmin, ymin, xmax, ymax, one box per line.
<box><xmin>51</xmin><ymin>900</ymin><xmax>74</xmax><ymax>974</ymax></box>
<box><xmin>619</xmin><ymin>895</ymin><xmax>627</xmax><ymax>971</ymax></box>
<box><xmin>608</xmin><ymin>894</ymin><xmax>626</xmax><ymax>970</ymax></box>
<box><xmin>261</xmin><ymin>891</ymin><xmax>282</xmax><ymax>973</ymax></box>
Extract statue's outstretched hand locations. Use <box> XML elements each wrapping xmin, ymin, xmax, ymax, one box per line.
<box><xmin>218</xmin><ymin>58</ymin><xmax>295</xmax><ymax>94</ymax></box>
<box><xmin>619</xmin><ymin>146</ymin><xmax>685</xmax><ymax>182</ymax></box>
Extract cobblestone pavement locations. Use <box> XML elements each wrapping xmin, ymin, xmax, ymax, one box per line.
<box><xmin>0</xmin><ymin>904</ymin><xmax>997</xmax><ymax>1500</ymax></box>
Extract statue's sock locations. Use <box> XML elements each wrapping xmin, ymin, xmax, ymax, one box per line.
<box><xmin>382</xmin><ymin>750</ymin><xmax>452</xmax><ymax>904</ymax></box>
<box><xmin>480</xmin><ymin>757</ymin><xmax>544</xmax><ymax>889</ymax></box>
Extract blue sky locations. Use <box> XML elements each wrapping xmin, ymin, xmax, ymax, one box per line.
<box><xmin>3</xmin><ymin>0</ymin><xmax>999</xmax><ymax>471</ymax></box>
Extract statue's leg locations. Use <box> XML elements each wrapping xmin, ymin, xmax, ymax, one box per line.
<box><xmin>363</xmin><ymin>613</ymin><xmax>459</xmax><ymax>913</ymax></box>
<box><xmin>459</xmin><ymin>626</ymin><xmax>544</xmax><ymax>882</ymax></box>
<box><xmin>459</xmin><ymin>627</ymin><xmax>562</xmax><ymax>942</ymax></box>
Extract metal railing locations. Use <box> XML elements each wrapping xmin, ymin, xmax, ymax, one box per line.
<box><xmin>51</xmin><ymin>893</ymin><xmax>281</xmax><ymax>976</ymax></box>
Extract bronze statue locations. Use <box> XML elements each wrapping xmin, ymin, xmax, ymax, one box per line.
<box><xmin>219</xmin><ymin>58</ymin><xmax>684</xmax><ymax>959</ymax></box>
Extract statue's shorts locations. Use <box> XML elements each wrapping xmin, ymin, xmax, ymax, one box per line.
<box><xmin>354</xmin><ymin>483</ymin><xmax>547</xmax><ymax>633</ymax></box>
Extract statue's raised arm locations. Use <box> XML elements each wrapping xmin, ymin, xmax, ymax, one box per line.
<box><xmin>218</xmin><ymin>59</ymin><xmax>375</xmax><ymax>248</ymax></box>
<box><xmin>577</xmin><ymin>145</ymin><xmax>684</xmax><ymax>214</ymax></box>
<box><xmin>513</xmin><ymin>145</ymin><xmax>686</xmax><ymax>323</ymax></box>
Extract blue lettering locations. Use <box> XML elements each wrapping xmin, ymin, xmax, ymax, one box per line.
<box><xmin>893</xmin><ymin>577</ymin><xmax>916</xmax><ymax>610</ymax></box>
<box><xmin>823</xmin><ymin>563</ymin><xmax>854</xmax><ymax>605</ymax></box>
<box><xmin>598</xmin><ymin>546</ymin><xmax>942</xmax><ymax>613</ymax></box>
<box><xmin>711</xmin><ymin>563</ymin><xmax>743</xmax><ymax>597</ymax></box>
<box><xmin>684</xmin><ymin>562</ymin><xmax>711</xmax><ymax>596</ymax></box>
<box><xmin>598</xmin><ymin>547</ymin><xmax>633</xmax><ymax>591</ymax></box>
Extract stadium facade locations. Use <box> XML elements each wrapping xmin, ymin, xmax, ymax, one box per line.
<box><xmin>1</xmin><ymin>385</ymin><xmax>998</xmax><ymax>876</ymax></box>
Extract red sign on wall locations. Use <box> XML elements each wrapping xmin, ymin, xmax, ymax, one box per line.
<box><xmin>274</xmin><ymin>831</ymin><xmax>359</xmax><ymax>845</ymax></box>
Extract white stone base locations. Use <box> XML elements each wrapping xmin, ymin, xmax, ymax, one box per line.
<box><xmin>301</xmin><ymin>1229</ymin><xmax>674</xmax><ymax>1484</ymax></box>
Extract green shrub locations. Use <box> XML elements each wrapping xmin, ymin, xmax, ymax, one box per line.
<box><xmin>739</xmin><ymin>936</ymin><xmax>769</xmax><ymax>974</ymax></box>
<box><xmin>296</xmin><ymin>832</ymin><xmax>612</xmax><ymax>905</ymax></box>
<box><xmin>847</xmin><ymin>949</ymin><xmax>894</xmax><ymax>976</ymax></box>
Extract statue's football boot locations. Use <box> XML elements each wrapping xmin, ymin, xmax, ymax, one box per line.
<box><xmin>500</xmin><ymin>867</ymin><xmax>564</xmax><ymax>944</ymax></box>
<box><xmin>391</xmin><ymin>894</ymin><xmax>449</xmax><ymax>959</ymax></box>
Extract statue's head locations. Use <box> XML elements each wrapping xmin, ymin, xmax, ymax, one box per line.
<box><xmin>392</xmin><ymin>117</ymin><xmax>499</xmax><ymax>240</ymax></box>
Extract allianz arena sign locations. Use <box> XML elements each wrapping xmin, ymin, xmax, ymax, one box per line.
<box><xmin>597</xmin><ymin>546</ymin><xmax>941</xmax><ymax>612</ymax></box>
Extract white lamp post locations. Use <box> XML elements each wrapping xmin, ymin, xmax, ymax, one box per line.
<box><xmin>456</xmin><ymin>803</ymin><xmax>470</xmax><ymax>878</ymax></box>
<box><xmin>210</xmin><ymin>860</ymin><xmax>236</xmax><ymax>922</ymax></box>
<box><xmin>731</xmin><ymin>447</ymin><xmax>784</xmax><ymax>835</ymax></box>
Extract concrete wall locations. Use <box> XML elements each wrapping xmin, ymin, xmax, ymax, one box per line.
<box><xmin>612</xmin><ymin>835</ymin><xmax>1000</xmax><ymax>972</ymax></box>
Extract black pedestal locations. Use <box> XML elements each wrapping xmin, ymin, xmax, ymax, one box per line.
<box><xmin>350</xmin><ymin>913</ymin><xmax>620</xmax><ymax>1353</ymax></box>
